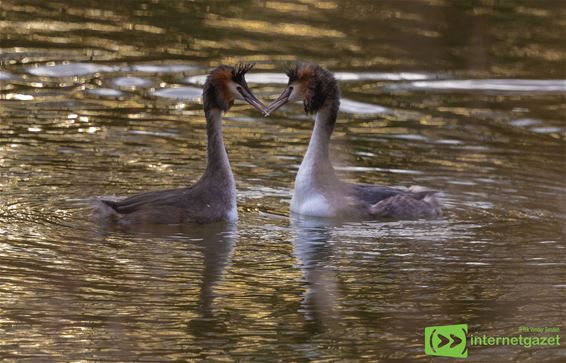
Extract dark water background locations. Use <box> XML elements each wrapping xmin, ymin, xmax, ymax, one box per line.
<box><xmin>1</xmin><ymin>0</ymin><xmax>565</xmax><ymax>361</ymax></box>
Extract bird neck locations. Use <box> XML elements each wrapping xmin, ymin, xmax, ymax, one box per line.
<box><xmin>302</xmin><ymin>103</ymin><xmax>338</xmax><ymax>170</ymax></box>
<box><xmin>202</xmin><ymin>107</ymin><xmax>234</xmax><ymax>183</ymax></box>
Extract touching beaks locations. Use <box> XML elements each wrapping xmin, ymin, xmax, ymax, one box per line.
<box><xmin>264</xmin><ymin>86</ymin><xmax>293</xmax><ymax>117</ymax></box>
<box><xmin>238</xmin><ymin>86</ymin><xmax>268</xmax><ymax>114</ymax></box>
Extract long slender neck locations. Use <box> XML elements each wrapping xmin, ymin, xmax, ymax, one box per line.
<box><xmin>301</xmin><ymin>103</ymin><xmax>337</xmax><ymax>171</ymax></box>
<box><xmin>202</xmin><ymin>107</ymin><xmax>233</xmax><ymax>182</ymax></box>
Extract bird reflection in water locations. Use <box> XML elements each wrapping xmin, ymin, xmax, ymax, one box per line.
<box><xmin>290</xmin><ymin>214</ymin><xmax>343</xmax><ymax>331</ymax></box>
<box><xmin>98</xmin><ymin>221</ymin><xmax>236</xmax><ymax>341</ymax></box>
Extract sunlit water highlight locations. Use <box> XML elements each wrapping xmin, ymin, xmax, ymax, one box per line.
<box><xmin>0</xmin><ymin>1</ymin><xmax>565</xmax><ymax>362</ymax></box>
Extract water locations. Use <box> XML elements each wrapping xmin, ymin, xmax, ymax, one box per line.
<box><xmin>1</xmin><ymin>1</ymin><xmax>565</xmax><ymax>361</ymax></box>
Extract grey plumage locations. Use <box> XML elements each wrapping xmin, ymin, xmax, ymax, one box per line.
<box><xmin>95</xmin><ymin>64</ymin><xmax>262</xmax><ymax>225</ymax></box>
<box><xmin>370</xmin><ymin>190</ymin><xmax>441</xmax><ymax>219</ymax></box>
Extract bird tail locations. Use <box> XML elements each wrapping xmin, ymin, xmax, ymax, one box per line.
<box><xmin>408</xmin><ymin>185</ymin><xmax>442</xmax><ymax>210</ymax></box>
<box><xmin>370</xmin><ymin>186</ymin><xmax>442</xmax><ymax>219</ymax></box>
<box><xmin>92</xmin><ymin>198</ymin><xmax>122</xmax><ymax>221</ymax></box>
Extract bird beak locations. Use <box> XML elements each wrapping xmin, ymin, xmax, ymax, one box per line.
<box><xmin>238</xmin><ymin>86</ymin><xmax>267</xmax><ymax>114</ymax></box>
<box><xmin>264</xmin><ymin>86</ymin><xmax>293</xmax><ymax>117</ymax></box>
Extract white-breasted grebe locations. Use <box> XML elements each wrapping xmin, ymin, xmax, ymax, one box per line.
<box><xmin>265</xmin><ymin>62</ymin><xmax>441</xmax><ymax>219</ymax></box>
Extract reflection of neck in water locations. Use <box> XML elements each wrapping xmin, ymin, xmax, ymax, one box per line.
<box><xmin>290</xmin><ymin>215</ymin><xmax>342</xmax><ymax>329</ymax></box>
<box><xmin>99</xmin><ymin>222</ymin><xmax>236</xmax><ymax>324</ymax></box>
<box><xmin>196</xmin><ymin>223</ymin><xmax>236</xmax><ymax>318</ymax></box>
<box><xmin>186</xmin><ymin>222</ymin><xmax>237</xmax><ymax>355</ymax></box>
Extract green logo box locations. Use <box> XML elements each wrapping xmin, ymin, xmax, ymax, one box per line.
<box><xmin>424</xmin><ymin>324</ymin><xmax>468</xmax><ymax>358</ymax></box>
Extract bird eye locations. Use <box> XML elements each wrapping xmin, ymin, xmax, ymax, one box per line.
<box><xmin>237</xmin><ymin>86</ymin><xmax>242</xmax><ymax>92</ymax></box>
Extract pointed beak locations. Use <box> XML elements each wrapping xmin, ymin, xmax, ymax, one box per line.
<box><xmin>264</xmin><ymin>87</ymin><xmax>293</xmax><ymax>117</ymax></box>
<box><xmin>238</xmin><ymin>86</ymin><xmax>267</xmax><ymax>114</ymax></box>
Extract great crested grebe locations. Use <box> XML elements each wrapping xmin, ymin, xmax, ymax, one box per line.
<box><xmin>98</xmin><ymin>64</ymin><xmax>266</xmax><ymax>224</ymax></box>
<box><xmin>265</xmin><ymin>62</ymin><xmax>441</xmax><ymax>219</ymax></box>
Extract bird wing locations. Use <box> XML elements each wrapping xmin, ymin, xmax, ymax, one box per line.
<box><xmin>349</xmin><ymin>183</ymin><xmax>404</xmax><ymax>204</ymax></box>
<box><xmin>100</xmin><ymin>187</ymin><xmax>188</xmax><ymax>214</ymax></box>
<box><xmin>370</xmin><ymin>190</ymin><xmax>441</xmax><ymax>218</ymax></box>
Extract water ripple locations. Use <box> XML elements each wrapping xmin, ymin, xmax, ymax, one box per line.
<box><xmin>0</xmin><ymin>70</ymin><xmax>14</xmax><ymax>80</ymax></box>
<box><xmin>398</xmin><ymin>79</ymin><xmax>566</xmax><ymax>92</ymax></box>
<box><xmin>86</xmin><ymin>88</ymin><xmax>124</xmax><ymax>97</ymax></box>
<box><xmin>131</xmin><ymin>64</ymin><xmax>198</xmax><ymax>73</ymax></box>
<box><xmin>185</xmin><ymin>72</ymin><xmax>432</xmax><ymax>85</ymax></box>
<box><xmin>1</xmin><ymin>1</ymin><xmax>565</xmax><ymax>361</ymax></box>
<box><xmin>152</xmin><ymin>86</ymin><xmax>202</xmax><ymax>100</ymax></box>
<box><xmin>110</xmin><ymin>77</ymin><xmax>152</xmax><ymax>88</ymax></box>
<box><xmin>339</xmin><ymin>98</ymin><xmax>389</xmax><ymax>114</ymax></box>
<box><xmin>28</xmin><ymin>63</ymin><xmax>120</xmax><ymax>77</ymax></box>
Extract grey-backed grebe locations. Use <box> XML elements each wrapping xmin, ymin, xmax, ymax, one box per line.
<box><xmin>98</xmin><ymin>64</ymin><xmax>266</xmax><ymax>224</ymax></box>
<box><xmin>265</xmin><ymin>62</ymin><xmax>441</xmax><ymax>219</ymax></box>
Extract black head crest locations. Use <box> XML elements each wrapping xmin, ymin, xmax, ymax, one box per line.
<box><xmin>233</xmin><ymin>63</ymin><xmax>255</xmax><ymax>85</ymax></box>
<box><xmin>203</xmin><ymin>63</ymin><xmax>259</xmax><ymax>112</ymax></box>
<box><xmin>285</xmin><ymin>62</ymin><xmax>340</xmax><ymax>115</ymax></box>
<box><xmin>285</xmin><ymin>62</ymin><xmax>303</xmax><ymax>84</ymax></box>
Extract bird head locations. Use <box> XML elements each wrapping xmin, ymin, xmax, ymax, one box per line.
<box><xmin>264</xmin><ymin>62</ymin><xmax>340</xmax><ymax>116</ymax></box>
<box><xmin>203</xmin><ymin>63</ymin><xmax>266</xmax><ymax>113</ymax></box>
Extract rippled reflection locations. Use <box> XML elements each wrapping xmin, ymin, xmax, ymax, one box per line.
<box><xmin>0</xmin><ymin>0</ymin><xmax>565</xmax><ymax>361</ymax></box>
<box><xmin>291</xmin><ymin>215</ymin><xmax>342</xmax><ymax>330</ymax></box>
<box><xmin>107</xmin><ymin>223</ymin><xmax>238</xmax><ymax>329</ymax></box>
<box><xmin>399</xmin><ymin>79</ymin><xmax>566</xmax><ymax>92</ymax></box>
